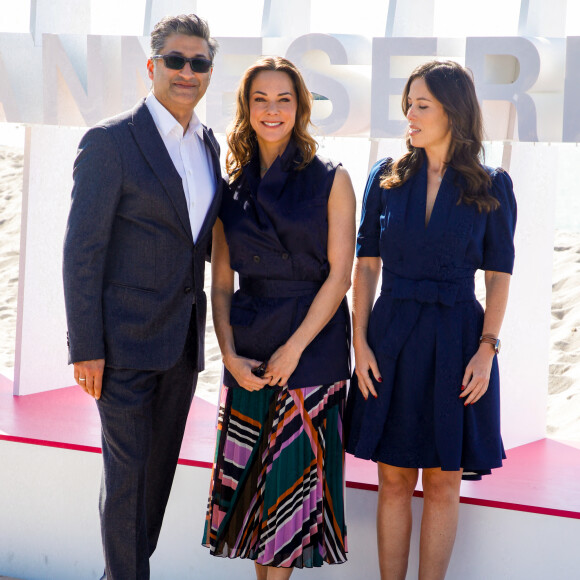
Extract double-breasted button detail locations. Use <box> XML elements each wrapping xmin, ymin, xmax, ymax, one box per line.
<box><xmin>281</xmin><ymin>252</ymin><xmax>289</xmax><ymax>260</ymax></box>
<box><xmin>253</xmin><ymin>255</ymin><xmax>261</xmax><ymax>263</ymax></box>
<box><xmin>184</xmin><ymin>286</ymin><xmax>192</xmax><ymax>293</ymax></box>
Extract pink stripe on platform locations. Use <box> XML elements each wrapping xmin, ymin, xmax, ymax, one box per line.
<box><xmin>456</xmin><ymin>496</ymin><xmax>580</xmax><ymax>520</ymax></box>
<box><xmin>0</xmin><ymin>435</ymin><xmax>101</xmax><ymax>454</ymax></box>
<box><xmin>0</xmin><ymin>373</ymin><xmax>216</xmax><ymax>466</ymax></box>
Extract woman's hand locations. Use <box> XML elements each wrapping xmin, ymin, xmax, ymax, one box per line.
<box><xmin>224</xmin><ymin>354</ymin><xmax>270</xmax><ymax>392</ymax></box>
<box><xmin>460</xmin><ymin>345</ymin><xmax>495</xmax><ymax>405</ymax></box>
<box><xmin>353</xmin><ymin>332</ymin><xmax>382</xmax><ymax>400</ymax></box>
<box><xmin>461</xmin><ymin>270</ymin><xmax>511</xmax><ymax>406</ymax></box>
<box><xmin>264</xmin><ymin>342</ymin><xmax>302</xmax><ymax>387</ymax></box>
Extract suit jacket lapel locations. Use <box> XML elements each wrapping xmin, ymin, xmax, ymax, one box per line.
<box><xmin>128</xmin><ymin>100</ymin><xmax>194</xmax><ymax>243</ymax></box>
<box><xmin>203</xmin><ymin>126</ymin><xmax>221</xmax><ymax>182</ymax></box>
<box><xmin>195</xmin><ymin>126</ymin><xmax>223</xmax><ymax>242</ymax></box>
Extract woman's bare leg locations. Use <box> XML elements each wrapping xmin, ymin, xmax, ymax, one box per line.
<box><xmin>418</xmin><ymin>468</ymin><xmax>462</xmax><ymax>580</ymax></box>
<box><xmin>376</xmin><ymin>463</ymin><xmax>419</xmax><ymax>580</ymax></box>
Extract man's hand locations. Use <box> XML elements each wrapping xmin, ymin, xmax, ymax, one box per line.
<box><xmin>74</xmin><ymin>359</ymin><xmax>105</xmax><ymax>399</ymax></box>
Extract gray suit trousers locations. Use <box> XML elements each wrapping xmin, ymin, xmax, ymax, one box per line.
<box><xmin>96</xmin><ymin>313</ymin><xmax>198</xmax><ymax>580</ymax></box>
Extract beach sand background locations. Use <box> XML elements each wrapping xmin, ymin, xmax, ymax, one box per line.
<box><xmin>1</xmin><ymin>143</ymin><xmax>579</xmax><ymax>441</ymax></box>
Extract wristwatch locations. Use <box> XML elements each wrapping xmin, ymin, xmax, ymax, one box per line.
<box><xmin>480</xmin><ymin>335</ymin><xmax>501</xmax><ymax>354</ymax></box>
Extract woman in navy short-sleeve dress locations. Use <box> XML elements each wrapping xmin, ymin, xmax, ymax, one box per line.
<box><xmin>345</xmin><ymin>61</ymin><xmax>516</xmax><ymax>579</ymax></box>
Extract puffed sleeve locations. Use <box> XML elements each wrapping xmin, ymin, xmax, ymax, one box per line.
<box><xmin>481</xmin><ymin>169</ymin><xmax>517</xmax><ymax>274</ymax></box>
<box><xmin>356</xmin><ymin>158</ymin><xmax>391</xmax><ymax>257</ymax></box>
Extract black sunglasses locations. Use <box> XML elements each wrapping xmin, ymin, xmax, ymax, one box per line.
<box><xmin>152</xmin><ymin>54</ymin><xmax>212</xmax><ymax>73</ymax></box>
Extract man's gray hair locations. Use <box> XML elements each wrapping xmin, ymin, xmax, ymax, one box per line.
<box><xmin>150</xmin><ymin>14</ymin><xmax>219</xmax><ymax>61</ymax></box>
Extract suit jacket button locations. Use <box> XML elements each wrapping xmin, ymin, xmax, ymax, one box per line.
<box><xmin>184</xmin><ymin>286</ymin><xmax>192</xmax><ymax>293</ymax></box>
<box><xmin>253</xmin><ymin>255</ymin><xmax>261</xmax><ymax>263</ymax></box>
<box><xmin>281</xmin><ymin>253</ymin><xmax>289</xmax><ymax>260</ymax></box>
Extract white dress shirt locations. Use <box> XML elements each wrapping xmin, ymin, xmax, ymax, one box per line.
<box><xmin>145</xmin><ymin>93</ymin><xmax>216</xmax><ymax>242</ymax></box>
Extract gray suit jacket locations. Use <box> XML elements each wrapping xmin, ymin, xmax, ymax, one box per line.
<box><xmin>63</xmin><ymin>99</ymin><xmax>222</xmax><ymax>372</ymax></box>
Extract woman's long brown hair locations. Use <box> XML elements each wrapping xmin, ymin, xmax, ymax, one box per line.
<box><xmin>381</xmin><ymin>60</ymin><xmax>499</xmax><ymax>212</ymax></box>
<box><xmin>226</xmin><ymin>56</ymin><xmax>317</xmax><ymax>181</ymax></box>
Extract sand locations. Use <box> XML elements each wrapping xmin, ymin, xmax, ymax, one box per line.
<box><xmin>0</xmin><ymin>145</ymin><xmax>578</xmax><ymax>440</ymax></box>
<box><xmin>546</xmin><ymin>231</ymin><xmax>580</xmax><ymax>440</ymax></box>
<box><xmin>0</xmin><ymin>147</ymin><xmax>22</xmax><ymax>379</ymax></box>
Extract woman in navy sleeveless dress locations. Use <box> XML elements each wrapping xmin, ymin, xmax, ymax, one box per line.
<box><xmin>345</xmin><ymin>61</ymin><xmax>516</xmax><ymax>579</ymax></box>
<box><xmin>202</xmin><ymin>57</ymin><xmax>355</xmax><ymax>579</ymax></box>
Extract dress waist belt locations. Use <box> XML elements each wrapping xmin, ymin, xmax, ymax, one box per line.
<box><xmin>381</xmin><ymin>277</ymin><xmax>475</xmax><ymax>306</ymax></box>
<box><xmin>239</xmin><ymin>278</ymin><xmax>322</xmax><ymax>298</ymax></box>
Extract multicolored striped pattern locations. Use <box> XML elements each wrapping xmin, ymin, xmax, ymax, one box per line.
<box><xmin>202</xmin><ymin>381</ymin><xmax>348</xmax><ymax>569</ymax></box>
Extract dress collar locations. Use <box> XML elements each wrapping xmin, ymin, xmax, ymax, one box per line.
<box><xmin>250</xmin><ymin>139</ymin><xmax>301</xmax><ymax>173</ymax></box>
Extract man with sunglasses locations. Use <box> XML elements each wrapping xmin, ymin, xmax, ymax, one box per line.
<box><xmin>63</xmin><ymin>14</ymin><xmax>221</xmax><ymax>579</ymax></box>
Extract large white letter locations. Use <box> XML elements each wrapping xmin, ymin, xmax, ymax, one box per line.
<box><xmin>370</xmin><ymin>37</ymin><xmax>437</xmax><ymax>139</ymax></box>
<box><xmin>466</xmin><ymin>37</ymin><xmax>541</xmax><ymax>142</ymax></box>
<box><xmin>43</xmin><ymin>34</ymin><xmax>109</xmax><ymax>126</ymax></box>
<box><xmin>286</xmin><ymin>33</ymin><xmax>371</xmax><ymax>136</ymax></box>
<box><xmin>0</xmin><ymin>34</ymin><xmax>44</xmax><ymax>124</ymax></box>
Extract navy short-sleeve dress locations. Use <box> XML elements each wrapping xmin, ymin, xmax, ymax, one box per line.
<box><xmin>345</xmin><ymin>157</ymin><xmax>517</xmax><ymax>480</ymax></box>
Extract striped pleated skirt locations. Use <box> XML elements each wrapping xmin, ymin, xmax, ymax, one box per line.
<box><xmin>202</xmin><ymin>380</ymin><xmax>348</xmax><ymax>568</ymax></box>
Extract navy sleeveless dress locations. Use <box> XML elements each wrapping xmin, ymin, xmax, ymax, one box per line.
<box><xmin>345</xmin><ymin>158</ymin><xmax>517</xmax><ymax>480</ymax></box>
<box><xmin>203</xmin><ymin>141</ymin><xmax>349</xmax><ymax>567</ymax></box>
